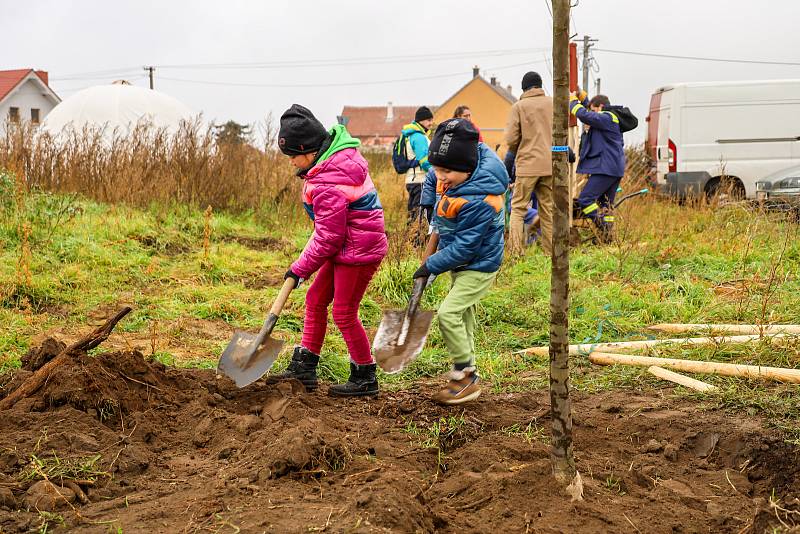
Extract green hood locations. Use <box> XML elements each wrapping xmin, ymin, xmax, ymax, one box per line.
<box><xmin>316</xmin><ymin>124</ymin><xmax>361</xmax><ymax>164</ymax></box>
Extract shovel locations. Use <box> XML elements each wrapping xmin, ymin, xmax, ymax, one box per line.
<box><xmin>373</xmin><ymin>232</ymin><xmax>438</xmax><ymax>373</ymax></box>
<box><xmin>218</xmin><ymin>277</ymin><xmax>295</xmax><ymax>388</ymax></box>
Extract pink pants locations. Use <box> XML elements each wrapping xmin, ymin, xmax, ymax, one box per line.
<box><xmin>301</xmin><ymin>260</ymin><xmax>381</xmax><ymax>365</ymax></box>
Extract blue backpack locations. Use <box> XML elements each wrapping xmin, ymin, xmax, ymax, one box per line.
<box><xmin>392</xmin><ymin>133</ymin><xmax>418</xmax><ymax>174</ymax></box>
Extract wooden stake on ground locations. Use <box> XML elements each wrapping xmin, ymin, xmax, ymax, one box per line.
<box><xmin>647</xmin><ymin>366</ymin><xmax>717</xmax><ymax>392</ymax></box>
<box><xmin>0</xmin><ymin>307</ymin><xmax>133</xmax><ymax>411</ymax></box>
<box><xmin>518</xmin><ymin>333</ymin><xmax>788</xmax><ymax>357</ymax></box>
<box><xmin>589</xmin><ymin>351</ymin><xmax>800</xmax><ymax>384</ymax></box>
<box><xmin>648</xmin><ymin>323</ymin><xmax>800</xmax><ymax>335</ymax></box>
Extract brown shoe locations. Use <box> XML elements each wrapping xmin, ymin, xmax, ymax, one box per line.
<box><xmin>432</xmin><ymin>368</ymin><xmax>481</xmax><ymax>405</ymax></box>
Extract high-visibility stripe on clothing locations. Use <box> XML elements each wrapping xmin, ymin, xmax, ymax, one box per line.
<box><xmin>582</xmin><ymin>202</ymin><xmax>599</xmax><ymax>215</ymax></box>
<box><xmin>603</xmin><ymin>215</ymin><xmax>615</xmax><ymax>222</ymax></box>
<box><xmin>570</xmin><ymin>102</ymin><xmax>584</xmax><ymax>116</ymax></box>
<box><xmin>601</xmin><ymin>111</ymin><xmax>620</xmax><ymax>123</ymax></box>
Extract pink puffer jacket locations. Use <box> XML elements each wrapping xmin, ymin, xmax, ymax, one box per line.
<box><xmin>291</xmin><ymin>148</ymin><xmax>388</xmax><ymax>279</ymax></box>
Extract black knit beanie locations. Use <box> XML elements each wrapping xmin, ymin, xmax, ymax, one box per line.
<box><xmin>521</xmin><ymin>71</ymin><xmax>543</xmax><ymax>91</ymax></box>
<box><xmin>278</xmin><ymin>104</ymin><xmax>328</xmax><ymax>155</ymax></box>
<box><xmin>414</xmin><ymin>106</ymin><xmax>434</xmax><ymax>123</ymax></box>
<box><xmin>428</xmin><ymin>118</ymin><xmax>479</xmax><ymax>173</ymax></box>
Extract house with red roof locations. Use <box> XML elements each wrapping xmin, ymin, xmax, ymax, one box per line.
<box><xmin>339</xmin><ymin>66</ymin><xmax>515</xmax><ymax>151</ymax></box>
<box><xmin>0</xmin><ymin>69</ymin><xmax>61</xmax><ymax>126</ymax></box>
<box><xmin>337</xmin><ymin>103</ymin><xmax>428</xmax><ymax>148</ymax></box>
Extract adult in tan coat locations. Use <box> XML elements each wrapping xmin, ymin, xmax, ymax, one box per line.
<box><xmin>504</xmin><ymin>71</ymin><xmax>553</xmax><ymax>256</ymax></box>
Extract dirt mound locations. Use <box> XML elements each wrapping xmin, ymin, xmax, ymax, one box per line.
<box><xmin>1</xmin><ymin>339</ymin><xmax>799</xmax><ymax>533</ymax></box>
<box><xmin>13</xmin><ymin>339</ymin><xmax>173</xmax><ymax>417</ymax></box>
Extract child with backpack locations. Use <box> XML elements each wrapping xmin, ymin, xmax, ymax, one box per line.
<box><xmin>570</xmin><ymin>92</ymin><xmax>636</xmax><ymax>243</ymax></box>
<box><xmin>271</xmin><ymin>104</ymin><xmax>388</xmax><ymax>397</ymax></box>
<box><xmin>412</xmin><ymin>118</ymin><xmax>509</xmax><ymax>405</ymax></box>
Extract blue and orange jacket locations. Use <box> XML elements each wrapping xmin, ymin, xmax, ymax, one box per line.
<box><xmin>424</xmin><ymin>143</ymin><xmax>509</xmax><ymax>275</ymax></box>
<box><xmin>570</xmin><ymin>96</ymin><xmax>626</xmax><ymax>177</ymax></box>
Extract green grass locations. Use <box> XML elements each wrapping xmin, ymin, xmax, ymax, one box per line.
<box><xmin>1</xmin><ymin>178</ymin><xmax>799</xmax><ymax>440</ymax></box>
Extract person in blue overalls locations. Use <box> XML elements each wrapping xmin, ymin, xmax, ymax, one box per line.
<box><xmin>570</xmin><ymin>91</ymin><xmax>626</xmax><ymax>243</ymax></box>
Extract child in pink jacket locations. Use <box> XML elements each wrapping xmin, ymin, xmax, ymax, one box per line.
<box><xmin>271</xmin><ymin>104</ymin><xmax>388</xmax><ymax>397</ymax></box>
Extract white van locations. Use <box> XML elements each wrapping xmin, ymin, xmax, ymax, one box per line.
<box><xmin>646</xmin><ymin>79</ymin><xmax>800</xmax><ymax>199</ymax></box>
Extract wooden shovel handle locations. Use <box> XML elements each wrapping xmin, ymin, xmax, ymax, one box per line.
<box><xmin>270</xmin><ymin>277</ymin><xmax>296</xmax><ymax>317</ymax></box>
<box><xmin>422</xmin><ymin>231</ymin><xmax>439</xmax><ymax>262</ymax></box>
<box><xmin>255</xmin><ymin>277</ymin><xmax>296</xmax><ymax>343</ymax></box>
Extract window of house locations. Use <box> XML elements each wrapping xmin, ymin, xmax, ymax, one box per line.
<box><xmin>31</xmin><ymin>108</ymin><xmax>40</xmax><ymax>124</ymax></box>
<box><xmin>9</xmin><ymin>107</ymin><xmax>20</xmax><ymax>122</ymax></box>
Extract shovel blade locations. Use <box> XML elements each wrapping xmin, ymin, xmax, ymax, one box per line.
<box><xmin>218</xmin><ymin>331</ymin><xmax>284</xmax><ymax>388</ymax></box>
<box><xmin>372</xmin><ymin>309</ymin><xmax>434</xmax><ymax>374</ymax></box>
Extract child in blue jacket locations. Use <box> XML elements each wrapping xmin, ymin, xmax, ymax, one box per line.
<box><xmin>412</xmin><ymin>119</ymin><xmax>509</xmax><ymax>405</ymax></box>
<box><xmin>570</xmin><ymin>92</ymin><xmax>626</xmax><ymax>242</ymax></box>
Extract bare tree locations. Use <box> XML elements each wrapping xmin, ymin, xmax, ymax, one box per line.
<box><xmin>549</xmin><ymin>0</ymin><xmax>583</xmax><ymax>500</ymax></box>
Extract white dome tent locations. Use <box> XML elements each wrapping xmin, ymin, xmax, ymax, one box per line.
<box><xmin>42</xmin><ymin>81</ymin><xmax>195</xmax><ymax>139</ymax></box>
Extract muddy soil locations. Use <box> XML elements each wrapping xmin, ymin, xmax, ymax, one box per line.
<box><xmin>0</xmin><ymin>340</ymin><xmax>798</xmax><ymax>533</ymax></box>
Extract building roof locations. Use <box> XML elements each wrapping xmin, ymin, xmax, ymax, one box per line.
<box><xmin>487</xmin><ymin>79</ymin><xmax>517</xmax><ymax>104</ymax></box>
<box><xmin>339</xmin><ymin>105</ymin><xmax>422</xmax><ymax>138</ymax></box>
<box><xmin>0</xmin><ymin>69</ymin><xmax>58</xmax><ymax>103</ymax></box>
<box><xmin>437</xmin><ymin>75</ymin><xmax>516</xmax><ymax>113</ymax></box>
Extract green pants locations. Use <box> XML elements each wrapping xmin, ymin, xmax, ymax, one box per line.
<box><xmin>437</xmin><ymin>270</ymin><xmax>497</xmax><ymax>366</ymax></box>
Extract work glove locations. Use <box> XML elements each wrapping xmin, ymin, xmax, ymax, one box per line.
<box><xmin>284</xmin><ymin>269</ymin><xmax>304</xmax><ymax>289</ymax></box>
<box><xmin>579</xmin><ymin>89</ymin><xmax>588</xmax><ymax>101</ymax></box>
<box><xmin>569</xmin><ymin>92</ymin><xmax>578</xmax><ymax>102</ymax></box>
<box><xmin>413</xmin><ymin>263</ymin><xmax>431</xmax><ymax>280</ymax></box>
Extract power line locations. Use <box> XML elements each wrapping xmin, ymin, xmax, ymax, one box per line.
<box><xmin>54</xmin><ymin>75</ymin><xmax>147</xmax><ymax>94</ymax></box>
<box><xmin>154</xmin><ymin>47</ymin><xmax>549</xmax><ymax>70</ymax></box>
<box><xmin>157</xmin><ymin>58</ymin><xmax>547</xmax><ymax>89</ymax></box>
<box><xmin>51</xmin><ymin>67</ymin><xmax>142</xmax><ymax>81</ymax></box>
<box><xmin>594</xmin><ymin>48</ymin><xmax>800</xmax><ymax>66</ymax></box>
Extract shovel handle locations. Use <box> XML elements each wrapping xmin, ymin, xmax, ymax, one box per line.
<box><xmin>407</xmin><ymin>276</ymin><xmax>427</xmax><ymax>318</ymax></box>
<box><xmin>422</xmin><ymin>231</ymin><xmax>439</xmax><ymax>262</ymax></box>
<box><xmin>255</xmin><ymin>277</ymin><xmax>296</xmax><ymax>343</ymax></box>
<box><xmin>270</xmin><ymin>277</ymin><xmax>296</xmax><ymax>317</ymax></box>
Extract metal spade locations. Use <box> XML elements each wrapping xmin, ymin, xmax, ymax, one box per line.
<box><xmin>373</xmin><ymin>276</ymin><xmax>434</xmax><ymax>374</ymax></box>
<box><xmin>218</xmin><ymin>277</ymin><xmax>295</xmax><ymax>388</ymax></box>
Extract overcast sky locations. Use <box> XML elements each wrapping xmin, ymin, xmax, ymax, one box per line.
<box><xmin>4</xmin><ymin>0</ymin><xmax>799</xmax><ymax>143</ymax></box>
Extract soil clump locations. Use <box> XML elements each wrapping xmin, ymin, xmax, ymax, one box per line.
<box><xmin>0</xmin><ymin>339</ymin><xmax>797</xmax><ymax>533</ymax></box>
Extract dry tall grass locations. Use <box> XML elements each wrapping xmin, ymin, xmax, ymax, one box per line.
<box><xmin>0</xmin><ymin>120</ymin><xmax>298</xmax><ymax>211</ymax></box>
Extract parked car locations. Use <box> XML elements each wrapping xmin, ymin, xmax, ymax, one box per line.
<box><xmin>755</xmin><ymin>164</ymin><xmax>800</xmax><ymax>216</ymax></box>
<box><xmin>646</xmin><ymin>79</ymin><xmax>800</xmax><ymax>200</ymax></box>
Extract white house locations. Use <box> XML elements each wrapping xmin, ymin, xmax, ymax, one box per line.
<box><xmin>0</xmin><ymin>69</ymin><xmax>61</xmax><ymax>126</ymax></box>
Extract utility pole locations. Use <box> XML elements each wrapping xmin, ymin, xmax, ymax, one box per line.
<box><xmin>144</xmin><ymin>66</ymin><xmax>155</xmax><ymax>90</ymax></box>
<box><xmin>550</xmin><ymin>0</ymin><xmax>583</xmax><ymax>500</ymax></box>
<box><xmin>594</xmin><ymin>77</ymin><xmax>601</xmax><ymax>96</ymax></box>
<box><xmin>581</xmin><ymin>35</ymin><xmax>598</xmax><ymax>94</ymax></box>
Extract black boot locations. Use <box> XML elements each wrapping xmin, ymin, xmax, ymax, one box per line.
<box><xmin>329</xmin><ymin>362</ymin><xmax>379</xmax><ymax>397</ymax></box>
<box><xmin>268</xmin><ymin>347</ymin><xmax>319</xmax><ymax>390</ymax></box>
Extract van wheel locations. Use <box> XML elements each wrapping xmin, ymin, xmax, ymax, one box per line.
<box><xmin>705</xmin><ymin>177</ymin><xmax>745</xmax><ymax>203</ymax></box>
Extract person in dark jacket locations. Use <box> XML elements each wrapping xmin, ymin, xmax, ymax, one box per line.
<box><xmin>570</xmin><ymin>92</ymin><xmax>626</xmax><ymax>243</ymax></box>
<box><xmin>412</xmin><ymin>119</ymin><xmax>509</xmax><ymax>405</ymax></box>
